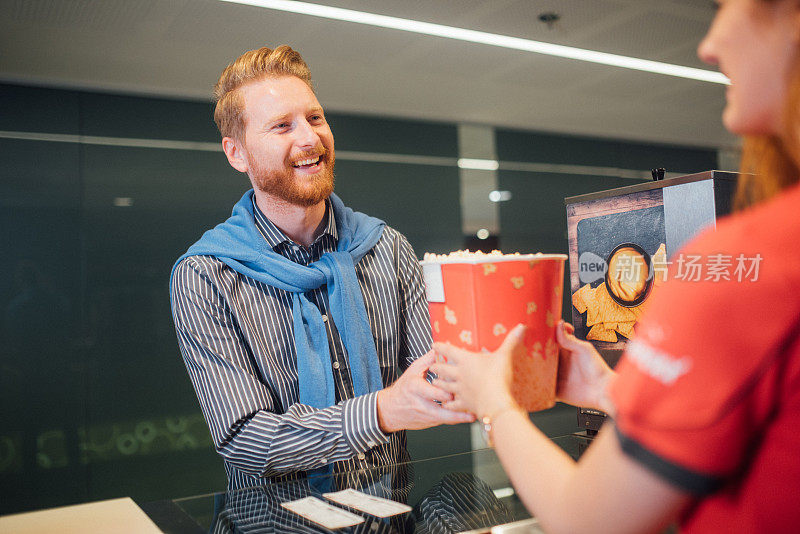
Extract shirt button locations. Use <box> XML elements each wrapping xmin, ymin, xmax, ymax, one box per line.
<box><xmin>357</xmin><ymin>453</ymin><xmax>366</xmax><ymax>461</ymax></box>
<box><xmin>321</xmin><ymin>314</ymin><xmax>328</xmax><ymax>322</ymax></box>
<box><xmin>332</xmin><ymin>361</ymin><xmax>340</xmax><ymax>370</ymax></box>
<box><xmin>319</xmin><ymin>458</ymin><xmax>327</xmax><ymax>465</ymax></box>
<box><xmin>367</xmin><ymin>441</ymin><xmax>376</xmax><ymax>448</ymax></box>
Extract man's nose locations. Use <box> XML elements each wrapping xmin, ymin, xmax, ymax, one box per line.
<box><xmin>295</xmin><ymin>118</ymin><xmax>320</xmax><ymax>149</ymax></box>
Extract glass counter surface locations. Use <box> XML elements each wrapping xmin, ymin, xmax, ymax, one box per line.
<box><xmin>141</xmin><ymin>433</ymin><xmax>592</xmax><ymax>534</ymax></box>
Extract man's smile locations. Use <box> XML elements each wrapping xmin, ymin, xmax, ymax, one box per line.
<box><xmin>291</xmin><ymin>155</ymin><xmax>321</xmax><ymax>168</ymax></box>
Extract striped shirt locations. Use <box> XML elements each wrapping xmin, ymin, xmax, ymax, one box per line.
<box><xmin>170</xmin><ymin>196</ymin><xmax>432</xmax><ymax>491</ymax></box>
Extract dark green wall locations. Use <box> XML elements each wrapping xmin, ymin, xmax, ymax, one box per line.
<box><xmin>0</xmin><ymin>83</ymin><xmax>717</xmax><ymax>514</ymax></box>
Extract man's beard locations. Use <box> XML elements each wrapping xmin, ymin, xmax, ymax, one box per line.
<box><xmin>249</xmin><ymin>148</ymin><xmax>335</xmax><ymax>207</ymax></box>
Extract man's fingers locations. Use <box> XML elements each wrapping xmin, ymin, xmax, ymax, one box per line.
<box><xmin>407</xmin><ymin>351</ymin><xmax>436</xmax><ymax>375</ymax></box>
<box><xmin>417</xmin><ymin>381</ymin><xmax>454</xmax><ymax>403</ymax></box>
<box><xmin>433</xmin><ymin>403</ymin><xmax>475</xmax><ymax>423</ymax></box>
<box><xmin>441</xmin><ymin>399</ymin><xmax>465</xmax><ymax>412</ymax></box>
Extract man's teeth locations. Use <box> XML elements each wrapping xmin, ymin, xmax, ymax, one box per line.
<box><xmin>293</xmin><ymin>156</ymin><xmax>320</xmax><ymax>167</ymax></box>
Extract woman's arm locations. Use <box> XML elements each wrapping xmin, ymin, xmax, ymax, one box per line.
<box><xmin>491</xmin><ymin>413</ymin><xmax>689</xmax><ymax>534</ymax></box>
<box><xmin>431</xmin><ymin>326</ymin><xmax>691</xmax><ymax>534</ymax></box>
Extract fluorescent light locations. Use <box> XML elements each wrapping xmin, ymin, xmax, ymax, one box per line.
<box><xmin>113</xmin><ymin>197</ymin><xmax>134</xmax><ymax>207</ymax></box>
<box><xmin>220</xmin><ymin>0</ymin><xmax>729</xmax><ymax>84</ymax></box>
<box><xmin>458</xmin><ymin>158</ymin><xmax>499</xmax><ymax>171</ymax></box>
<box><xmin>489</xmin><ymin>190</ymin><xmax>513</xmax><ymax>202</ymax></box>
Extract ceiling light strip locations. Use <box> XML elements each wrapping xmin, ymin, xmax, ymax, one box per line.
<box><xmin>220</xmin><ymin>0</ymin><xmax>729</xmax><ymax>84</ymax></box>
<box><xmin>458</xmin><ymin>158</ymin><xmax>499</xmax><ymax>171</ymax></box>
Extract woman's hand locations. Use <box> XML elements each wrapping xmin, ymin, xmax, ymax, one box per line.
<box><xmin>430</xmin><ymin>324</ymin><xmax>525</xmax><ymax>419</ymax></box>
<box><xmin>555</xmin><ymin>320</ymin><xmax>616</xmax><ymax>414</ymax></box>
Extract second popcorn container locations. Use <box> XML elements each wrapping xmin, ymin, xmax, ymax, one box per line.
<box><xmin>421</xmin><ymin>252</ymin><xmax>568</xmax><ymax>412</ymax></box>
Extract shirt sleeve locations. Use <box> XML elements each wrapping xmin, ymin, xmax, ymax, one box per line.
<box><xmin>609</xmin><ymin>226</ymin><xmax>800</xmax><ymax>495</ymax></box>
<box><xmin>395</xmin><ymin>232</ymin><xmax>433</xmax><ymax>368</ymax></box>
<box><xmin>170</xmin><ymin>257</ymin><xmax>384</xmax><ymax>478</ymax></box>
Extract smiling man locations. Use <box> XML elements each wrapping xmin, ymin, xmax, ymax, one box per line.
<box><xmin>169</xmin><ymin>45</ymin><xmax>471</xmax><ymax>490</ymax></box>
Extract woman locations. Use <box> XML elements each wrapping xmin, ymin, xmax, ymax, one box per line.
<box><xmin>431</xmin><ymin>1</ymin><xmax>800</xmax><ymax>532</ymax></box>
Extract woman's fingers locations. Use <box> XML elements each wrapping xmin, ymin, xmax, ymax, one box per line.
<box><xmin>431</xmin><ymin>377</ymin><xmax>458</xmax><ymax>394</ymax></box>
<box><xmin>556</xmin><ymin>320</ymin><xmax>585</xmax><ymax>351</ymax></box>
<box><xmin>429</xmin><ymin>362</ymin><xmax>457</xmax><ymax>381</ymax></box>
<box><xmin>497</xmin><ymin>323</ymin><xmax>526</xmax><ymax>353</ymax></box>
<box><xmin>431</xmin><ymin>342</ymin><xmax>479</xmax><ymax>363</ymax></box>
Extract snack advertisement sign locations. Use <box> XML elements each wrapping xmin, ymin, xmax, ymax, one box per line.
<box><xmin>567</xmin><ymin>189</ymin><xmax>668</xmax><ymax>359</ymax></box>
<box><xmin>565</xmin><ymin>172</ymin><xmax>737</xmax><ymax>363</ymax></box>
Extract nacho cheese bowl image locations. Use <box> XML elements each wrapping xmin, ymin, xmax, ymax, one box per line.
<box><xmin>605</xmin><ymin>243</ymin><xmax>652</xmax><ymax>307</ymax></box>
<box><xmin>421</xmin><ymin>251</ymin><xmax>568</xmax><ymax>412</ymax></box>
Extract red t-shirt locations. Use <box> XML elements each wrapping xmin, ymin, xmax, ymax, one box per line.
<box><xmin>610</xmin><ymin>182</ymin><xmax>800</xmax><ymax>532</ymax></box>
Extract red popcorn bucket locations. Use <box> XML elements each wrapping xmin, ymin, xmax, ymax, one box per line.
<box><xmin>421</xmin><ymin>252</ymin><xmax>567</xmax><ymax>412</ymax></box>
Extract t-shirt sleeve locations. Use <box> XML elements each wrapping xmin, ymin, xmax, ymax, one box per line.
<box><xmin>609</xmin><ymin>224</ymin><xmax>800</xmax><ymax>495</ymax></box>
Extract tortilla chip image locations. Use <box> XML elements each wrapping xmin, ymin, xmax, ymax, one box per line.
<box><xmin>616</xmin><ymin>321</ymin><xmax>635</xmax><ymax>338</ymax></box>
<box><xmin>586</xmin><ymin>300</ymin><xmax>602</xmax><ymax>326</ymax></box>
<box><xmin>586</xmin><ymin>324</ymin><xmax>618</xmax><ymax>342</ymax></box>
<box><xmin>572</xmin><ymin>283</ymin><xmax>592</xmax><ymax>314</ymax></box>
<box><xmin>594</xmin><ymin>282</ymin><xmax>637</xmax><ymax>323</ymax></box>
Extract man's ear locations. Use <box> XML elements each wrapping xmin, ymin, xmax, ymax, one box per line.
<box><xmin>222</xmin><ymin>137</ymin><xmax>249</xmax><ymax>173</ymax></box>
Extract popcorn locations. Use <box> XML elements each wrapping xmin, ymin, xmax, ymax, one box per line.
<box><xmin>423</xmin><ymin>249</ymin><xmax>526</xmax><ymax>262</ymax></box>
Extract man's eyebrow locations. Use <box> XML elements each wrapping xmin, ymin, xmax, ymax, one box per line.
<box><xmin>264</xmin><ymin>113</ymin><xmax>291</xmax><ymax>125</ymax></box>
<box><xmin>308</xmin><ymin>107</ymin><xmax>324</xmax><ymax>116</ymax></box>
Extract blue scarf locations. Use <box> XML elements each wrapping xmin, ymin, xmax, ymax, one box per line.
<box><xmin>170</xmin><ymin>190</ymin><xmax>386</xmax><ymax>410</ymax></box>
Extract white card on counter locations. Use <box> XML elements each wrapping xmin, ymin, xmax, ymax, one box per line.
<box><xmin>422</xmin><ymin>262</ymin><xmax>445</xmax><ymax>302</ymax></box>
<box><xmin>323</xmin><ymin>488</ymin><xmax>413</xmax><ymax>518</ymax></box>
<box><xmin>280</xmin><ymin>496</ymin><xmax>365</xmax><ymax>529</ymax></box>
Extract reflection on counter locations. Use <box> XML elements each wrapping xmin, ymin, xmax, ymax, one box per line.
<box><xmin>143</xmin><ymin>435</ymin><xmax>590</xmax><ymax>534</ymax></box>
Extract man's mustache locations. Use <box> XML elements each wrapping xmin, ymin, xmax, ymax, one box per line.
<box><xmin>289</xmin><ymin>146</ymin><xmax>330</xmax><ymax>166</ymax></box>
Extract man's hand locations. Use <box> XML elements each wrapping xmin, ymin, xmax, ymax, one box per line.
<box><xmin>376</xmin><ymin>351</ymin><xmax>475</xmax><ymax>433</ymax></box>
<box><xmin>555</xmin><ymin>320</ymin><xmax>616</xmax><ymax>414</ymax></box>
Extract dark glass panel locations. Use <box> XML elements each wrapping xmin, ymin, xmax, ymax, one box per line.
<box><xmin>333</xmin><ymin>160</ymin><xmax>462</xmax><ymax>256</ymax></box>
<box><xmin>0</xmin><ymin>139</ymin><xmax>86</xmax><ymax>513</ymax></box>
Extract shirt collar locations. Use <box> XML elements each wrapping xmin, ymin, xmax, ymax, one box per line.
<box><xmin>252</xmin><ymin>196</ymin><xmax>338</xmax><ymax>252</ymax></box>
